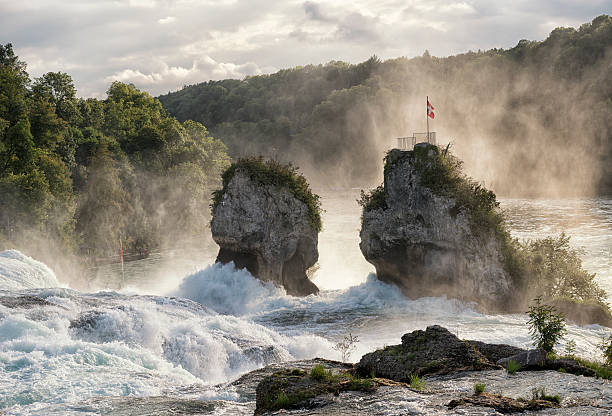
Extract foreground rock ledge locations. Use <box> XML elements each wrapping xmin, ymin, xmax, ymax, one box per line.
<box><xmin>359</xmin><ymin>144</ymin><xmax>514</xmax><ymax>310</ymax></box>
<box><xmin>211</xmin><ymin>166</ymin><xmax>319</xmax><ymax>296</ymax></box>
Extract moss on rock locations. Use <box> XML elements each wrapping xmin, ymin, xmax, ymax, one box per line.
<box><xmin>211</xmin><ymin>156</ymin><xmax>322</xmax><ymax>231</ymax></box>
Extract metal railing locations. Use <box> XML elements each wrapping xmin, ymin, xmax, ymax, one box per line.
<box><xmin>395</xmin><ymin>132</ymin><xmax>436</xmax><ymax>150</ymax></box>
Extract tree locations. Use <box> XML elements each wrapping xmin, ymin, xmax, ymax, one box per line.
<box><xmin>526</xmin><ymin>297</ymin><xmax>566</xmax><ymax>354</ymax></box>
<box><xmin>32</xmin><ymin>72</ymin><xmax>78</xmax><ymax>122</ymax></box>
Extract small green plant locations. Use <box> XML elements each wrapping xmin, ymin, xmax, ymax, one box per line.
<box><xmin>310</xmin><ymin>364</ymin><xmax>332</xmax><ymax>381</ymax></box>
<box><xmin>600</xmin><ymin>333</ymin><xmax>612</xmax><ymax>367</ymax></box>
<box><xmin>526</xmin><ymin>296</ymin><xmax>566</xmax><ymax>353</ymax></box>
<box><xmin>569</xmin><ymin>356</ymin><xmax>612</xmax><ymax>380</ymax></box>
<box><xmin>564</xmin><ymin>339</ymin><xmax>576</xmax><ymax>358</ymax></box>
<box><xmin>408</xmin><ymin>374</ymin><xmax>426</xmax><ymax>391</ymax></box>
<box><xmin>358</xmin><ymin>185</ymin><xmax>387</xmax><ymax>212</ymax></box>
<box><xmin>275</xmin><ymin>391</ymin><xmax>290</xmax><ymax>407</ymax></box>
<box><xmin>506</xmin><ymin>360</ymin><xmax>521</xmax><ymax>375</ymax></box>
<box><xmin>474</xmin><ymin>383</ymin><xmax>485</xmax><ymax>394</ymax></box>
<box><xmin>531</xmin><ymin>387</ymin><xmax>561</xmax><ymax>404</ymax></box>
<box><xmin>333</xmin><ymin>332</ymin><xmax>359</xmax><ymax>363</ymax></box>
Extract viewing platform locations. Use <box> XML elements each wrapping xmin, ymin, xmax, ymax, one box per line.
<box><xmin>395</xmin><ymin>132</ymin><xmax>436</xmax><ymax>150</ymax></box>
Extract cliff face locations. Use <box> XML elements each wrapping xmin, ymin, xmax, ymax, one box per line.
<box><xmin>211</xmin><ymin>169</ymin><xmax>319</xmax><ymax>296</ymax></box>
<box><xmin>359</xmin><ymin>144</ymin><xmax>514</xmax><ymax>310</ymax></box>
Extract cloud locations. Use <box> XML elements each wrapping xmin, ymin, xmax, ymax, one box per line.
<box><xmin>0</xmin><ymin>0</ymin><xmax>607</xmax><ymax>97</ymax></box>
<box><xmin>105</xmin><ymin>56</ymin><xmax>263</xmax><ymax>93</ymax></box>
<box><xmin>158</xmin><ymin>16</ymin><xmax>176</xmax><ymax>24</ymax></box>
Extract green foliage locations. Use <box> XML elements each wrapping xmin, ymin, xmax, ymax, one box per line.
<box><xmin>274</xmin><ymin>391</ymin><xmax>291</xmax><ymax>407</ymax></box>
<box><xmin>309</xmin><ymin>364</ymin><xmax>332</xmax><ymax>381</ymax></box>
<box><xmin>0</xmin><ymin>44</ymin><xmax>230</xmax><ymax>264</ymax></box>
<box><xmin>159</xmin><ymin>15</ymin><xmax>612</xmax><ymax>195</ymax></box>
<box><xmin>211</xmin><ymin>156</ymin><xmax>321</xmax><ymax>231</ymax></box>
<box><xmin>506</xmin><ymin>360</ymin><xmax>521</xmax><ymax>375</ymax></box>
<box><xmin>601</xmin><ymin>334</ymin><xmax>612</xmax><ymax>367</ymax></box>
<box><xmin>357</xmin><ymin>185</ymin><xmax>387</xmax><ymax>212</ymax></box>
<box><xmin>258</xmin><ymin>367</ymin><xmax>377</xmax><ymax>414</ymax></box>
<box><xmin>526</xmin><ymin>297</ymin><xmax>567</xmax><ymax>353</ymax></box>
<box><xmin>409</xmin><ymin>145</ymin><xmax>503</xmax><ymax>239</ymax></box>
<box><xmin>531</xmin><ymin>387</ymin><xmax>561</xmax><ymax>404</ymax></box>
<box><xmin>564</xmin><ymin>340</ymin><xmax>577</xmax><ymax>358</ymax></box>
<box><xmin>570</xmin><ymin>356</ymin><xmax>612</xmax><ymax>380</ymax></box>
<box><xmin>474</xmin><ymin>383</ymin><xmax>485</xmax><ymax>394</ymax></box>
<box><xmin>519</xmin><ymin>233</ymin><xmax>608</xmax><ymax>304</ymax></box>
<box><xmin>408</xmin><ymin>374</ymin><xmax>426</xmax><ymax>391</ymax></box>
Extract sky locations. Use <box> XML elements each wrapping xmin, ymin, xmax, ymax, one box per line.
<box><xmin>1</xmin><ymin>0</ymin><xmax>609</xmax><ymax>97</ymax></box>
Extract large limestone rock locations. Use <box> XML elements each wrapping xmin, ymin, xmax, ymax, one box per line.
<box><xmin>359</xmin><ymin>144</ymin><xmax>514</xmax><ymax>310</ymax></box>
<box><xmin>211</xmin><ymin>169</ymin><xmax>319</xmax><ymax>296</ymax></box>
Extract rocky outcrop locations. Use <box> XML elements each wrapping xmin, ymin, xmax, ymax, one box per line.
<box><xmin>211</xmin><ymin>166</ymin><xmax>320</xmax><ymax>296</ymax></box>
<box><xmin>359</xmin><ymin>144</ymin><xmax>514</xmax><ymax>310</ymax></box>
<box><xmin>255</xmin><ymin>365</ymin><xmax>376</xmax><ymax>415</ymax></box>
<box><xmin>448</xmin><ymin>392</ymin><xmax>560</xmax><ymax>413</ymax></box>
<box><xmin>355</xmin><ymin>325</ymin><xmax>502</xmax><ymax>380</ymax></box>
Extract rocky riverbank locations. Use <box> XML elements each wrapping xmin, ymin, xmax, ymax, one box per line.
<box><xmin>249</xmin><ymin>326</ymin><xmax>611</xmax><ymax>415</ymax></box>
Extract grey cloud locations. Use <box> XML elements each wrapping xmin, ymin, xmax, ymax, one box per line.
<box><xmin>0</xmin><ymin>0</ymin><xmax>607</xmax><ymax>97</ymax></box>
<box><xmin>303</xmin><ymin>1</ymin><xmax>333</xmax><ymax>22</ymax></box>
<box><xmin>334</xmin><ymin>12</ymin><xmax>381</xmax><ymax>43</ymax></box>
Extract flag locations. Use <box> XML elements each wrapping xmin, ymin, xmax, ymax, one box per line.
<box><xmin>427</xmin><ymin>99</ymin><xmax>435</xmax><ymax>119</ymax></box>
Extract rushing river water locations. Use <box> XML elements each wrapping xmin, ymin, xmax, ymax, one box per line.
<box><xmin>0</xmin><ymin>192</ymin><xmax>610</xmax><ymax>415</ymax></box>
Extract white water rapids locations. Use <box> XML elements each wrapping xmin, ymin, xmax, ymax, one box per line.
<box><xmin>0</xmin><ymin>192</ymin><xmax>610</xmax><ymax>415</ymax></box>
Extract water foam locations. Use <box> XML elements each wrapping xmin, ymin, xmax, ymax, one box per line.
<box><xmin>0</xmin><ymin>287</ymin><xmax>334</xmax><ymax>413</ymax></box>
<box><xmin>0</xmin><ymin>250</ymin><xmax>62</xmax><ymax>290</ymax></box>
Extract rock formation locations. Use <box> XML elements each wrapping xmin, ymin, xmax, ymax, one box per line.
<box><xmin>355</xmin><ymin>325</ymin><xmax>595</xmax><ymax>381</ymax></box>
<box><xmin>211</xmin><ymin>159</ymin><xmax>320</xmax><ymax>296</ymax></box>
<box><xmin>355</xmin><ymin>325</ymin><xmax>502</xmax><ymax>379</ymax></box>
<box><xmin>359</xmin><ymin>143</ymin><xmax>515</xmax><ymax>310</ymax></box>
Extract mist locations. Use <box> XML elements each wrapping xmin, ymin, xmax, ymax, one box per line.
<box><xmin>161</xmin><ymin>15</ymin><xmax>611</xmax><ymax>198</ymax></box>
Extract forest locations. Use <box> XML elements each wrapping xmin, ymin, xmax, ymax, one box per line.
<box><xmin>160</xmin><ymin>14</ymin><xmax>612</xmax><ymax>196</ymax></box>
<box><xmin>1</xmin><ymin>15</ymin><xmax>611</xmax><ymax>275</ymax></box>
<box><xmin>0</xmin><ymin>43</ymin><xmax>229</xmax><ymax>272</ymax></box>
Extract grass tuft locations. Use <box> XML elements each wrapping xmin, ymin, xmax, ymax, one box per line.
<box><xmin>506</xmin><ymin>360</ymin><xmax>521</xmax><ymax>375</ymax></box>
<box><xmin>408</xmin><ymin>374</ymin><xmax>426</xmax><ymax>391</ymax></box>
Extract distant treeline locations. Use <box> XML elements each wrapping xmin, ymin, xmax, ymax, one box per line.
<box><xmin>0</xmin><ymin>44</ymin><xmax>229</xmax><ymax>263</ymax></box>
<box><xmin>160</xmin><ymin>15</ymin><xmax>612</xmax><ymax>196</ymax></box>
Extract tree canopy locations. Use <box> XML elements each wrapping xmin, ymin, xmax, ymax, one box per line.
<box><xmin>0</xmin><ymin>44</ymin><xmax>230</xmax><ymax>266</ymax></box>
<box><xmin>160</xmin><ymin>15</ymin><xmax>612</xmax><ymax>196</ymax></box>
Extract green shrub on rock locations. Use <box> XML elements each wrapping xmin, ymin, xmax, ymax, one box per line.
<box><xmin>526</xmin><ymin>297</ymin><xmax>566</xmax><ymax>354</ymax></box>
<box><xmin>211</xmin><ymin>156</ymin><xmax>322</xmax><ymax>231</ymax></box>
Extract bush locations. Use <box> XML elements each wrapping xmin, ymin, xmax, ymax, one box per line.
<box><xmin>211</xmin><ymin>156</ymin><xmax>322</xmax><ymax>231</ymax></box>
<box><xmin>310</xmin><ymin>364</ymin><xmax>332</xmax><ymax>381</ymax></box>
<box><xmin>526</xmin><ymin>297</ymin><xmax>566</xmax><ymax>353</ymax></box>
<box><xmin>357</xmin><ymin>185</ymin><xmax>387</xmax><ymax>212</ymax></box>
<box><xmin>520</xmin><ymin>233</ymin><xmax>608</xmax><ymax>305</ymax></box>
<box><xmin>601</xmin><ymin>334</ymin><xmax>612</xmax><ymax>367</ymax></box>
<box><xmin>564</xmin><ymin>339</ymin><xmax>577</xmax><ymax>358</ymax></box>
<box><xmin>531</xmin><ymin>387</ymin><xmax>561</xmax><ymax>404</ymax></box>
<box><xmin>571</xmin><ymin>357</ymin><xmax>612</xmax><ymax>380</ymax></box>
<box><xmin>506</xmin><ymin>360</ymin><xmax>521</xmax><ymax>375</ymax></box>
<box><xmin>408</xmin><ymin>374</ymin><xmax>426</xmax><ymax>391</ymax></box>
<box><xmin>474</xmin><ymin>383</ymin><xmax>486</xmax><ymax>394</ymax></box>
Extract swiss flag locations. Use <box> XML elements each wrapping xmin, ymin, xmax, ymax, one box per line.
<box><xmin>427</xmin><ymin>99</ymin><xmax>435</xmax><ymax>119</ymax></box>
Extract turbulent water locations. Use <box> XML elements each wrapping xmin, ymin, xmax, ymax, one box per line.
<box><xmin>0</xmin><ymin>192</ymin><xmax>610</xmax><ymax>415</ymax></box>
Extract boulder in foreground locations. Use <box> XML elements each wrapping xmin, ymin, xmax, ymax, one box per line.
<box><xmin>355</xmin><ymin>325</ymin><xmax>502</xmax><ymax>379</ymax></box>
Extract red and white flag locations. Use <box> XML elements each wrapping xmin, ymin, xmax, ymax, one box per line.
<box><xmin>427</xmin><ymin>99</ymin><xmax>435</xmax><ymax>119</ymax></box>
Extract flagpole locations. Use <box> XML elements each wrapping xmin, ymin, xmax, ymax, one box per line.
<box><xmin>426</xmin><ymin>96</ymin><xmax>429</xmax><ymax>143</ymax></box>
